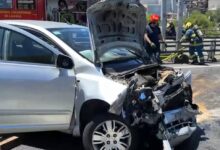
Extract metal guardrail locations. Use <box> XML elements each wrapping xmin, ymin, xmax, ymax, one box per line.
<box><xmin>161</xmin><ymin>37</ymin><xmax>220</xmax><ymax>61</ymax></box>
<box><xmin>51</xmin><ymin>11</ymin><xmax>219</xmax><ymax>60</ymax></box>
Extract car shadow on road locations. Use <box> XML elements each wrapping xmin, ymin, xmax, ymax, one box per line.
<box><xmin>1</xmin><ymin>125</ymin><xmax>208</xmax><ymax>150</ymax></box>
<box><xmin>17</xmin><ymin>132</ymin><xmax>84</xmax><ymax>150</ymax></box>
<box><xmin>175</xmin><ymin>125</ymin><xmax>209</xmax><ymax>150</ymax></box>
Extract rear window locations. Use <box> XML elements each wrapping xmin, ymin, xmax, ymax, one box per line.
<box><xmin>0</xmin><ymin>0</ymin><xmax>12</xmax><ymax>9</ymax></box>
<box><xmin>17</xmin><ymin>0</ymin><xmax>35</xmax><ymax>10</ymax></box>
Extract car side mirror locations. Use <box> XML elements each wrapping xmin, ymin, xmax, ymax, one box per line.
<box><xmin>56</xmin><ymin>54</ymin><xmax>74</xmax><ymax>69</ymax></box>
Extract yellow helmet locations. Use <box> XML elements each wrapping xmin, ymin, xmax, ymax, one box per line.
<box><xmin>185</xmin><ymin>22</ymin><xmax>192</xmax><ymax>29</ymax></box>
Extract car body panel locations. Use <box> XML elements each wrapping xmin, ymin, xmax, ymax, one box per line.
<box><xmin>87</xmin><ymin>0</ymin><xmax>148</xmax><ymax>64</ymax></box>
<box><xmin>0</xmin><ymin>20</ymin><xmax>127</xmax><ymax>136</ymax></box>
<box><xmin>0</xmin><ymin>20</ymin><xmax>127</xmax><ymax>102</ymax></box>
<box><xmin>0</xmin><ymin>23</ymin><xmax>76</xmax><ymax>133</ymax></box>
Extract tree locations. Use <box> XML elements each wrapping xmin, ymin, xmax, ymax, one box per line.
<box><xmin>213</xmin><ymin>9</ymin><xmax>220</xmax><ymax>24</ymax></box>
<box><xmin>184</xmin><ymin>10</ymin><xmax>214</xmax><ymax>29</ymax></box>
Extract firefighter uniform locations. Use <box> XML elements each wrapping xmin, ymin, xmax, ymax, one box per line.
<box><xmin>145</xmin><ymin>23</ymin><xmax>162</xmax><ymax>62</ymax></box>
<box><xmin>180</xmin><ymin>23</ymin><xmax>204</xmax><ymax>64</ymax></box>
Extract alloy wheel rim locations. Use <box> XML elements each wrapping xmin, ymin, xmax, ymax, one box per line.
<box><xmin>92</xmin><ymin>120</ymin><xmax>132</xmax><ymax>150</ymax></box>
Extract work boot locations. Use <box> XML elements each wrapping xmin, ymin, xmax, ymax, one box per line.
<box><xmin>198</xmin><ymin>57</ymin><xmax>205</xmax><ymax>65</ymax></box>
<box><xmin>190</xmin><ymin>55</ymin><xmax>198</xmax><ymax>64</ymax></box>
<box><xmin>191</xmin><ymin>60</ymin><xmax>198</xmax><ymax>64</ymax></box>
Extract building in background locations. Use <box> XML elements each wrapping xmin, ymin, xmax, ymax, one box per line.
<box><xmin>0</xmin><ymin>0</ymin><xmax>88</xmax><ymax>25</ymax></box>
<box><xmin>0</xmin><ymin>0</ymin><xmax>210</xmax><ymax>26</ymax></box>
<box><xmin>185</xmin><ymin>0</ymin><xmax>208</xmax><ymax>13</ymax></box>
<box><xmin>47</xmin><ymin>0</ymin><xmax>87</xmax><ymax>25</ymax></box>
<box><xmin>208</xmin><ymin>0</ymin><xmax>220</xmax><ymax>10</ymax></box>
<box><xmin>140</xmin><ymin>0</ymin><xmax>209</xmax><ymax>21</ymax></box>
<box><xmin>0</xmin><ymin>0</ymin><xmax>46</xmax><ymax>20</ymax></box>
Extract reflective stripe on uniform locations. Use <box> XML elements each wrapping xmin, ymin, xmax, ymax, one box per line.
<box><xmin>189</xmin><ymin>43</ymin><xmax>203</xmax><ymax>46</ymax></box>
<box><xmin>189</xmin><ymin>54</ymin><xmax>197</xmax><ymax>59</ymax></box>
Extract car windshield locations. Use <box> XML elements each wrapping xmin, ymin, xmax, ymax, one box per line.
<box><xmin>49</xmin><ymin>27</ymin><xmax>91</xmax><ymax>52</ymax></box>
<box><xmin>48</xmin><ymin>27</ymin><xmax>139</xmax><ymax>62</ymax></box>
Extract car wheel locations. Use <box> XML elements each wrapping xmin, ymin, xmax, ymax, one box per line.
<box><xmin>82</xmin><ymin>114</ymin><xmax>137</xmax><ymax>150</ymax></box>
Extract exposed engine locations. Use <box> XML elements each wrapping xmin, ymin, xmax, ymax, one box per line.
<box><xmin>109</xmin><ymin>66</ymin><xmax>199</xmax><ymax>148</ymax></box>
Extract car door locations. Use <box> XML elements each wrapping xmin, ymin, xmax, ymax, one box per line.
<box><xmin>0</xmin><ymin>25</ymin><xmax>76</xmax><ymax>134</ymax></box>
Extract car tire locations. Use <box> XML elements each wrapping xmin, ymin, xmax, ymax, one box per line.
<box><xmin>82</xmin><ymin>113</ymin><xmax>137</xmax><ymax>150</ymax></box>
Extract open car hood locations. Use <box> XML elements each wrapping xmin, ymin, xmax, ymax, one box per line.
<box><xmin>87</xmin><ymin>0</ymin><xmax>148</xmax><ymax>65</ymax></box>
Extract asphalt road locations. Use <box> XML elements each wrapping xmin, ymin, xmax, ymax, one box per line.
<box><xmin>1</xmin><ymin>63</ymin><xmax>220</xmax><ymax>150</ymax></box>
<box><xmin>173</xmin><ymin>63</ymin><xmax>220</xmax><ymax>150</ymax></box>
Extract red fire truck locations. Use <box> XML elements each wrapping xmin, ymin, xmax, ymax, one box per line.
<box><xmin>0</xmin><ymin>0</ymin><xmax>89</xmax><ymax>25</ymax></box>
<box><xmin>0</xmin><ymin>0</ymin><xmax>46</xmax><ymax>20</ymax></box>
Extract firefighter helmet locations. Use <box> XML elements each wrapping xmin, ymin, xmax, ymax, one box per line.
<box><xmin>185</xmin><ymin>22</ymin><xmax>193</xmax><ymax>30</ymax></box>
<box><xmin>149</xmin><ymin>14</ymin><xmax>160</xmax><ymax>23</ymax></box>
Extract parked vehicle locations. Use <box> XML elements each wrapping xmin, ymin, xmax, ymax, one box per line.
<box><xmin>0</xmin><ymin>0</ymin><xmax>88</xmax><ymax>25</ymax></box>
<box><xmin>0</xmin><ymin>20</ymin><xmax>135</xmax><ymax>150</ymax></box>
<box><xmin>0</xmin><ymin>0</ymin><xmax>46</xmax><ymax>20</ymax></box>
<box><xmin>0</xmin><ymin>0</ymin><xmax>199</xmax><ymax>149</ymax></box>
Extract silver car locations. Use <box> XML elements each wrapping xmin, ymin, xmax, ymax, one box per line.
<box><xmin>0</xmin><ymin>0</ymin><xmax>199</xmax><ymax>149</ymax></box>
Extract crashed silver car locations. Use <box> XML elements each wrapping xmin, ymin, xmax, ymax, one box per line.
<box><xmin>87</xmin><ymin>0</ymin><xmax>199</xmax><ymax>149</ymax></box>
<box><xmin>0</xmin><ymin>0</ymin><xmax>198</xmax><ymax>150</ymax></box>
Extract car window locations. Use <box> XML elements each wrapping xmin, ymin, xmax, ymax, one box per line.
<box><xmin>17</xmin><ymin>0</ymin><xmax>35</xmax><ymax>10</ymax></box>
<box><xmin>48</xmin><ymin>27</ymin><xmax>92</xmax><ymax>61</ymax></box>
<box><xmin>21</xmin><ymin>28</ymin><xmax>65</xmax><ymax>54</ymax></box>
<box><xmin>17</xmin><ymin>26</ymin><xmax>68</xmax><ymax>55</ymax></box>
<box><xmin>0</xmin><ymin>28</ymin><xmax>4</xmax><ymax>59</ymax></box>
<box><xmin>49</xmin><ymin>28</ymin><xmax>91</xmax><ymax>52</ymax></box>
<box><xmin>5</xmin><ymin>30</ymin><xmax>55</xmax><ymax>64</ymax></box>
<box><xmin>0</xmin><ymin>0</ymin><xmax>12</xmax><ymax>9</ymax></box>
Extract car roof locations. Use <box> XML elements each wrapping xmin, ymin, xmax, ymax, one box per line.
<box><xmin>0</xmin><ymin>20</ymin><xmax>87</xmax><ymax>29</ymax></box>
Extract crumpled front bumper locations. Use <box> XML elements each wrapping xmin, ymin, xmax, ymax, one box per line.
<box><xmin>163</xmin><ymin>106</ymin><xmax>199</xmax><ymax>147</ymax></box>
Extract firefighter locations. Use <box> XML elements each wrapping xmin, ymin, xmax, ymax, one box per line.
<box><xmin>144</xmin><ymin>14</ymin><xmax>165</xmax><ymax>64</ymax></box>
<box><xmin>180</xmin><ymin>22</ymin><xmax>205</xmax><ymax>64</ymax></box>
<box><xmin>166</xmin><ymin>21</ymin><xmax>176</xmax><ymax>39</ymax></box>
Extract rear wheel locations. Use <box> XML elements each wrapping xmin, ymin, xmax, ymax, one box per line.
<box><xmin>82</xmin><ymin>114</ymin><xmax>137</xmax><ymax>150</ymax></box>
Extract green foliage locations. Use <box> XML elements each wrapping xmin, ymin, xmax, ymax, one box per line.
<box><xmin>206</xmin><ymin>10</ymin><xmax>215</xmax><ymax>22</ymax></box>
<box><xmin>184</xmin><ymin>10</ymin><xmax>214</xmax><ymax>29</ymax></box>
<box><xmin>212</xmin><ymin>9</ymin><xmax>220</xmax><ymax>23</ymax></box>
<box><xmin>183</xmin><ymin>10</ymin><xmax>220</xmax><ymax>36</ymax></box>
<box><xmin>146</xmin><ymin>13</ymin><xmax>151</xmax><ymax>23</ymax></box>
